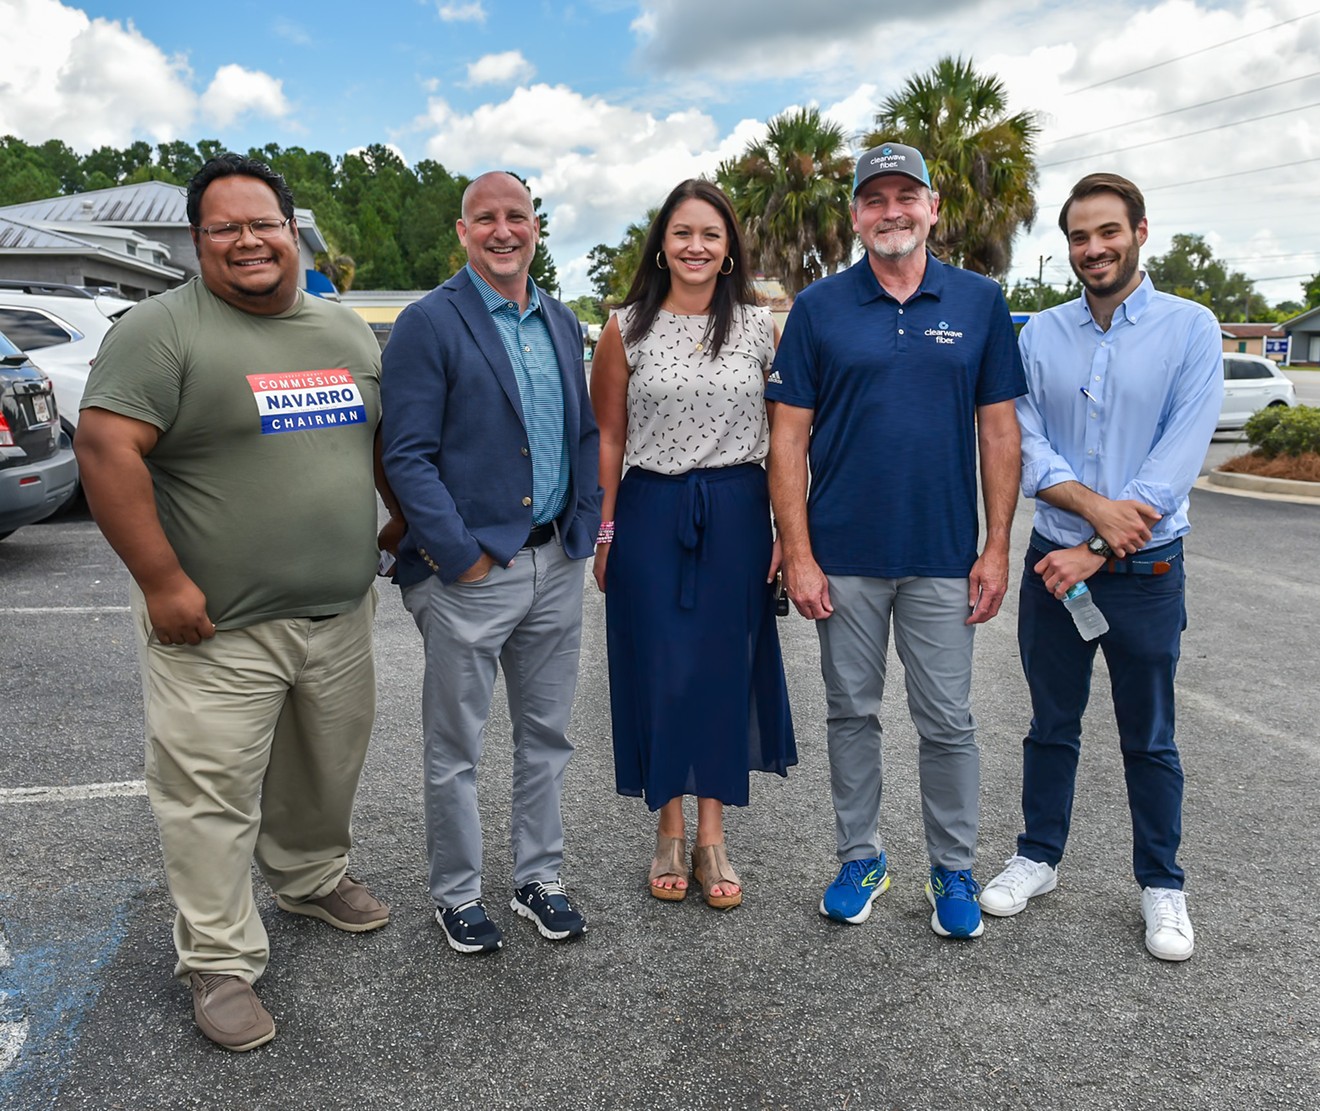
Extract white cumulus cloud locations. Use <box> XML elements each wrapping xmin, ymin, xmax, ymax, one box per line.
<box><xmin>0</xmin><ymin>0</ymin><xmax>196</xmax><ymax>147</ymax></box>
<box><xmin>203</xmin><ymin>65</ymin><xmax>291</xmax><ymax>129</ymax></box>
<box><xmin>466</xmin><ymin>51</ymin><xmax>536</xmax><ymax>87</ymax></box>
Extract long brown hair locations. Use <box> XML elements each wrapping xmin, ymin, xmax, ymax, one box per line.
<box><xmin>621</xmin><ymin>179</ymin><xmax>755</xmax><ymax>359</ymax></box>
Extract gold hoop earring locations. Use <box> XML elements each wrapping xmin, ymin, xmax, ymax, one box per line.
<box><xmin>656</xmin><ymin>251</ymin><xmax>669</xmax><ymax>270</ymax></box>
<box><xmin>720</xmin><ymin>256</ymin><xmax>734</xmax><ymax>275</ymax></box>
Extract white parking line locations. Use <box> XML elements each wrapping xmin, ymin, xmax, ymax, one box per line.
<box><xmin>0</xmin><ymin>781</ymin><xmax>147</xmax><ymax>804</ymax></box>
<box><xmin>0</xmin><ymin>1018</ymin><xmax>27</xmax><ymax>1073</ymax></box>
<box><xmin>1</xmin><ymin>937</ymin><xmax>25</xmax><ymax>1074</ymax></box>
<box><xmin>0</xmin><ymin>607</ymin><xmax>130</xmax><ymax>614</ymax></box>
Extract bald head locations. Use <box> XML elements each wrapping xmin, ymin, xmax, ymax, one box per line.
<box><xmin>461</xmin><ymin>171</ymin><xmax>533</xmax><ymax>224</ymax></box>
<box><xmin>457</xmin><ymin>171</ymin><xmax>541</xmax><ymax>304</ymax></box>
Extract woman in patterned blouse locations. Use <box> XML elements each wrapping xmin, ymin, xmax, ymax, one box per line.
<box><xmin>590</xmin><ymin>179</ymin><xmax>796</xmax><ymax>910</ymax></box>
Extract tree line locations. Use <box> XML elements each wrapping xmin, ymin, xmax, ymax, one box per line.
<box><xmin>0</xmin><ymin>135</ymin><xmax>556</xmax><ymax>293</ymax></box>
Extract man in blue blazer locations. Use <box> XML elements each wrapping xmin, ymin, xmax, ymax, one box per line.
<box><xmin>380</xmin><ymin>171</ymin><xmax>601</xmax><ymax>954</ymax></box>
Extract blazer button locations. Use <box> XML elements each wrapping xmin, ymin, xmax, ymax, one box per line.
<box><xmin>521</xmin><ymin>447</ymin><xmax>530</xmax><ymax>456</ymax></box>
<box><xmin>521</xmin><ymin>496</ymin><xmax>532</xmax><ymax>507</ymax></box>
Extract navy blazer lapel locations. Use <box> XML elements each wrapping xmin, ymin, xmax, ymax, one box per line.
<box><xmin>448</xmin><ymin>272</ymin><xmax>526</xmax><ymax>427</ymax></box>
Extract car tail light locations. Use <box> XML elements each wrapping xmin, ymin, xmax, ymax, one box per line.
<box><xmin>0</xmin><ymin>414</ymin><xmax>13</xmax><ymax>447</ymax></box>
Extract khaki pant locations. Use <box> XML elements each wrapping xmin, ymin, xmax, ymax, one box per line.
<box><xmin>132</xmin><ymin>586</ymin><xmax>377</xmax><ymax>982</ymax></box>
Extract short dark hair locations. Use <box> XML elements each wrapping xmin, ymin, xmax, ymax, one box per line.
<box><xmin>1058</xmin><ymin>173</ymin><xmax>1145</xmax><ymax>234</ymax></box>
<box><xmin>621</xmin><ymin>179</ymin><xmax>755</xmax><ymax>359</ymax></box>
<box><xmin>186</xmin><ymin>153</ymin><xmax>296</xmax><ymax>226</ymax></box>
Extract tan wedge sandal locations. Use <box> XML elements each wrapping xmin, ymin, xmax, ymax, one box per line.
<box><xmin>649</xmin><ymin>833</ymin><xmax>688</xmax><ymax>901</ymax></box>
<box><xmin>691</xmin><ymin>842</ymin><xmax>742</xmax><ymax>910</ymax></box>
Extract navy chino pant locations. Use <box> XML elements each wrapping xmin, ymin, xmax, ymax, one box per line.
<box><xmin>1016</xmin><ymin>541</ymin><xmax>1188</xmax><ymax>890</ymax></box>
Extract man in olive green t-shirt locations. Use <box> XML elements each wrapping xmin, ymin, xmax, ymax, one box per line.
<box><xmin>76</xmin><ymin>154</ymin><xmax>390</xmax><ymax>1053</ymax></box>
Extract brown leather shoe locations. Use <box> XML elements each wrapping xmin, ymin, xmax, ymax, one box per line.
<box><xmin>190</xmin><ymin>973</ymin><xmax>275</xmax><ymax>1052</ymax></box>
<box><xmin>275</xmin><ymin>874</ymin><xmax>390</xmax><ymax>932</ymax></box>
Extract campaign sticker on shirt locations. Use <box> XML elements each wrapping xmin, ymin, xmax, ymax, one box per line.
<box><xmin>247</xmin><ymin>369</ymin><xmax>367</xmax><ymax>434</ymax></box>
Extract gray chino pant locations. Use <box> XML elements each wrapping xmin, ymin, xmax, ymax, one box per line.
<box><xmin>817</xmin><ymin>575</ymin><xmax>979</xmax><ymax>871</ymax></box>
<box><xmin>402</xmin><ymin>540</ymin><xmax>585</xmax><ymax>908</ymax></box>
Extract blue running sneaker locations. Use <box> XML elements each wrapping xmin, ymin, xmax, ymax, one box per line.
<box><xmin>819</xmin><ymin>855</ymin><xmax>890</xmax><ymax>924</ymax></box>
<box><xmin>926</xmin><ymin>867</ymin><xmax>984</xmax><ymax>939</ymax></box>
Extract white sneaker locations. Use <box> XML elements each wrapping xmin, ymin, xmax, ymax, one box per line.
<box><xmin>1141</xmin><ymin>887</ymin><xmax>1194</xmax><ymax>961</ymax></box>
<box><xmin>980</xmin><ymin>855</ymin><xmax>1058</xmax><ymax>917</ymax></box>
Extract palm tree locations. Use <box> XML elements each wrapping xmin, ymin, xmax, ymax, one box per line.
<box><xmin>315</xmin><ymin>250</ymin><xmax>357</xmax><ymax>292</ymax></box>
<box><xmin>865</xmin><ymin>56</ymin><xmax>1039</xmax><ymax>278</ymax></box>
<box><xmin>717</xmin><ymin>108</ymin><xmax>854</xmax><ymax>296</ymax></box>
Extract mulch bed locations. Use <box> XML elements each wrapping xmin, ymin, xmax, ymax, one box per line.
<box><xmin>1218</xmin><ymin>451</ymin><xmax>1320</xmax><ymax>482</ymax></box>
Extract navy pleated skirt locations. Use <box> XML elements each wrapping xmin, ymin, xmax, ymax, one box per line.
<box><xmin>605</xmin><ymin>463</ymin><xmax>797</xmax><ymax>809</ymax></box>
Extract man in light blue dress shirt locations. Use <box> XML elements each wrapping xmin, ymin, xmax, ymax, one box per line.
<box><xmin>979</xmin><ymin>173</ymin><xmax>1222</xmax><ymax>961</ymax></box>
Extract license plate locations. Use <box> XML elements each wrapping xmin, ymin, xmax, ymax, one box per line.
<box><xmin>33</xmin><ymin>394</ymin><xmax>51</xmax><ymax>423</ymax></box>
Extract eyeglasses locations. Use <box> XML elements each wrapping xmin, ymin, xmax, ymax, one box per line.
<box><xmin>194</xmin><ymin>218</ymin><xmax>291</xmax><ymax>243</ymax></box>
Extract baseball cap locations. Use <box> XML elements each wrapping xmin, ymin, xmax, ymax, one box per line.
<box><xmin>853</xmin><ymin>143</ymin><xmax>931</xmax><ymax>194</ymax></box>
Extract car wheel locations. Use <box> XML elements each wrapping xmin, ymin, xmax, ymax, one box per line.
<box><xmin>1267</xmin><ymin>400</ymin><xmax>1288</xmax><ymax>408</ymax></box>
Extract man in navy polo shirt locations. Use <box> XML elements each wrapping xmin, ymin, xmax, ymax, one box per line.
<box><xmin>767</xmin><ymin>142</ymin><xmax>1025</xmax><ymax>940</ymax></box>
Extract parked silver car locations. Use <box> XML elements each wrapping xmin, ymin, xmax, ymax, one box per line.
<box><xmin>1219</xmin><ymin>353</ymin><xmax>1296</xmax><ymax>431</ymax></box>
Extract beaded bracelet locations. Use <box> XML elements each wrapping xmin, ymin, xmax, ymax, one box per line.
<box><xmin>596</xmin><ymin>520</ymin><xmax>615</xmax><ymax>545</ymax></box>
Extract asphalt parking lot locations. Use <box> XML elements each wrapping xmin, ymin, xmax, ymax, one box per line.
<box><xmin>2</xmin><ymin>476</ymin><xmax>1319</xmax><ymax>1110</ymax></box>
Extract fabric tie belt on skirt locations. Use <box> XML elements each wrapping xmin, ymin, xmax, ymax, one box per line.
<box><xmin>638</xmin><ymin>463</ymin><xmax>763</xmax><ymax>610</ymax></box>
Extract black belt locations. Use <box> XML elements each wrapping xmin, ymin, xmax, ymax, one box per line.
<box><xmin>525</xmin><ymin>522</ymin><xmax>556</xmax><ymax>547</ymax></box>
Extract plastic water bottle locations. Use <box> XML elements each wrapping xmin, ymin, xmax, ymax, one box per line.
<box><xmin>1062</xmin><ymin>582</ymin><xmax>1108</xmax><ymax>641</ymax></box>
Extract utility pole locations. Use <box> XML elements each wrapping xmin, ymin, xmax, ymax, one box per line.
<box><xmin>1036</xmin><ymin>255</ymin><xmax>1051</xmax><ymax>311</ymax></box>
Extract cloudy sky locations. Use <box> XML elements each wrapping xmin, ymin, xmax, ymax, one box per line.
<box><xmin>2</xmin><ymin>0</ymin><xmax>1317</xmax><ymax>304</ymax></box>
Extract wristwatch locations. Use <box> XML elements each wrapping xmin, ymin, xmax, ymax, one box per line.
<box><xmin>1085</xmin><ymin>535</ymin><xmax>1115</xmax><ymax>558</ymax></box>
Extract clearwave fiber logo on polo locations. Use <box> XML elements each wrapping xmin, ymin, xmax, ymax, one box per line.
<box><xmin>247</xmin><ymin>369</ymin><xmax>367</xmax><ymax>434</ymax></box>
<box><xmin>925</xmin><ymin>320</ymin><xmax>964</xmax><ymax>345</ymax></box>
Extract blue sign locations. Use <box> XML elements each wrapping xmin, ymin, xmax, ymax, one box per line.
<box><xmin>1265</xmin><ymin>337</ymin><xmax>1290</xmax><ymax>355</ymax></box>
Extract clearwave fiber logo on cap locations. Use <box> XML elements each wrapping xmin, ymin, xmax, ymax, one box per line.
<box><xmin>853</xmin><ymin>142</ymin><xmax>931</xmax><ymax>193</ymax></box>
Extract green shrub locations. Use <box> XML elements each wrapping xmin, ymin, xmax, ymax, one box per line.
<box><xmin>1243</xmin><ymin>404</ymin><xmax>1320</xmax><ymax>458</ymax></box>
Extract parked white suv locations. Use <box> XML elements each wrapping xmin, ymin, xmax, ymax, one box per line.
<box><xmin>0</xmin><ymin>282</ymin><xmax>136</xmax><ymax>439</ymax></box>
<box><xmin>1219</xmin><ymin>352</ymin><xmax>1297</xmax><ymax>431</ymax></box>
<box><xmin>0</xmin><ymin>282</ymin><xmax>136</xmax><ymax>509</ymax></box>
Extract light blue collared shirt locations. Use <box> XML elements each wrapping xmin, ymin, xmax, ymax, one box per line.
<box><xmin>466</xmin><ymin>264</ymin><xmax>570</xmax><ymax>526</ymax></box>
<box><xmin>1017</xmin><ymin>275</ymin><xmax>1223</xmax><ymax>549</ymax></box>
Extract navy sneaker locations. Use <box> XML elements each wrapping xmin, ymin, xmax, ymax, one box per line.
<box><xmin>819</xmin><ymin>854</ymin><xmax>890</xmax><ymax>924</ymax></box>
<box><xmin>511</xmin><ymin>879</ymin><xmax>587</xmax><ymax>941</ymax></box>
<box><xmin>925</xmin><ymin>867</ymin><xmax>984</xmax><ymax>939</ymax></box>
<box><xmin>436</xmin><ymin>899</ymin><xmax>503</xmax><ymax>954</ymax></box>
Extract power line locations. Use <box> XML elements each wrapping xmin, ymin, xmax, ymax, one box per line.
<box><xmin>1067</xmin><ymin>10</ymin><xmax>1320</xmax><ymax>93</ymax></box>
<box><xmin>1045</xmin><ymin>72</ymin><xmax>1320</xmax><ymax>146</ymax></box>
<box><xmin>1144</xmin><ymin>155</ymin><xmax>1320</xmax><ymax>190</ymax></box>
<box><xmin>1039</xmin><ymin>101</ymin><xmax>1320</xmax><ymax>168</ymax></box>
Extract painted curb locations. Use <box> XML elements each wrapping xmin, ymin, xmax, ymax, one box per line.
<box><xmin>1207</xmin><ymin>469</ymin><xmax>1320</xmax><ymax>499</ymax></box>
<box><xmin>1195</xmin><ymin>472</ymin><xmax>1320</xmax><ymax>505</ymax></box>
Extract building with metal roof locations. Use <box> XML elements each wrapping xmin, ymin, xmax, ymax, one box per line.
<box><xmin>0</xmin><ymin>181</ymin><xmax>331</xmax><ymax>299</ymax></box>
